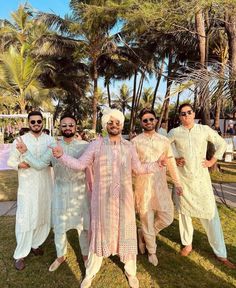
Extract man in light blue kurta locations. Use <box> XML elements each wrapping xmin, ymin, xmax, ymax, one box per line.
<box><xmin>17</xmin><ymin>115</ymin><xmax>90</xmax><ymax>271</ymax></box>
<box><xmin>168</xmin><ymin>103</ymin><xmax>235</xmax><ymax>269</ymax></box>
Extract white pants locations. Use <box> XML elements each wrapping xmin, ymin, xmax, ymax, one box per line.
<box><xmin>179</xmin><ymin>206</ymin><xmax>227</xmax><ymax>258</ymax></box>
<box><xmin>140</xmin><ymin>209</ymin><xmax>173</xmax><ymax>254</ymax></box>
<box><xmin>85</xmin><ymin>253</ymin><xmax>136</xmax><ymax>279</ymax></box>
<box><xmin>14</xmin><ymin>223</ymin><xmax>50</xmax><ymax>260</ymax></box>
<box><xmin>54</xmin><ymin>229</ymin><xmax>89</xmax><ymax>257</ymax></box>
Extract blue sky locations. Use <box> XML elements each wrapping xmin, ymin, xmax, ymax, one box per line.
<box><xmin>0</xmin><ymin>0</ymin><xmax>70</xmax><ymax>20</ymax></box>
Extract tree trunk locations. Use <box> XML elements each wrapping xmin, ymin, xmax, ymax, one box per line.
<box><xmin>152</xmin><ymin>57</ymin><xmax>165</xmax><ymax>109</ymax></box>
<box><xmin>130</xmin><ymin>70</ymin><xmax>137</xmax><ymax>132</ymax></box>
<box><xmin>92</xmin><ymin>64</ymin><xmax>99</xmax><ymax>131</ymax></box>
<box><xmin>106</xmin><ymin>81</ymin><xmax>111</xmax><ymax>107</ymax></box>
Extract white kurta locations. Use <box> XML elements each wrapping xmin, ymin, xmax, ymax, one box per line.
<box><xmin>7</xmin><ymin>132</ymin><xmax>55</xmax><ymax>233</ymax></box>
<box><xmin>168</xmin><ymin>124</ymin><xmax>227</xmax><ymax>219</ymax></box>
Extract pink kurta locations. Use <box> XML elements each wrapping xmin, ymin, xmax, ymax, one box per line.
<box><xmin>58</xmin><ymin>136</ymin><xmax>160</xmax><ymax>262</ymax></box>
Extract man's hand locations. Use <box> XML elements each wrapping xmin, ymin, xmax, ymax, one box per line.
<box><xmin>175</xmin><ymin>186</ymin><xmax>183</xmax><ymax>196</ymax></box>
<box><xmin>18</xmin><ymin>161</ymin><xmax>30</xmax><ymax>169</ymax></box>
<box><xmin>175</xmin><ymin>157</ymin><xmax>185</xmax><ymax>167</ymax></box>
<box><xmin>49</xmin><ymin>144</ymin><xmax>63</xmax><ymax>158</ymax></box>
<box><xmin>16</xmin><ymin>137</ymin><xmax>27</xmax><ymax>154</ymax></box>
<box><xmin>157</xmin><ymin>152</ymin><xmax>168</xmax><ymax>168</ymax></box>
<box><xmin>202</xmin><ymin>157</ymin><xmax>217</xmax><ymax>168</ymax></box>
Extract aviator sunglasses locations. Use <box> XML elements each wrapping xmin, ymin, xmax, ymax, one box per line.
<box><xmin>180</xmin><ymin>110</ymin><xmax>193</xmax><ymax>117</ymax></box>
<box><xmin>142</xmin><ymin>118</ymin><xmax>155</xmax><ymax>123</ymax></box>
<box><xmin>30</xmin><ymin>120</ymin><xmax>42</xmax><ymax>125</ymax></box>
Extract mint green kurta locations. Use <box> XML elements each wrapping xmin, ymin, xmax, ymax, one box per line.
<box><xmin>168</xmin><ymin>124</ymin><xmax>226</xmax><ymax>219</ymax></box>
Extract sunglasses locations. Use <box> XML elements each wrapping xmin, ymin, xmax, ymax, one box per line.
<box><xmin>180</xmin><ymin>110</ymin><xmax>193</xmax><ymax>117</ymax></box>
<box><xmin>142</xmin><ymin>118</ymin><xmax>155</xmax><ymax>123</ymax></box>
<box><xmin>107</xmin><ymin>120</ymin><xmax>121</xmax><ymax>126</ymax></box>
<box><xmin>61</xmin><ymin>123</ymin><xmax>75</xmax><ymax>128</ymax></box>
<box><xmin>30</xmin><ymin>120</ymin><xmax>42</xmax><ymax>125</ymax></box>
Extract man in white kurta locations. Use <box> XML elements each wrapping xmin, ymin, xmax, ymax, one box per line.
<box><xmin>18</xmin><ymin>115</ymin><xmax>90</xmax><ymax>271</ymax></box>
<box><xmin>168</xmin><ymin>103</ymin><xmax>235</xmax><ymax>269</ymax></box>
<box><xmin>7</xmin><ymin>111</ymin><xmax>55</xmax><ymax>270</ymax></box>
<box><xmin>132</xmin><ymin>108</ymin><xmax>182</xmax><ymax>266</ymax></box>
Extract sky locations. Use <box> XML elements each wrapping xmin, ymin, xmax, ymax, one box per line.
<box><xmin>0</xmin><ymin>0</ymin><xmax>70</xmax><ymax>19</ymax></box>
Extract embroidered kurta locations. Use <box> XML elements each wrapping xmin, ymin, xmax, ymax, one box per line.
<box><xmin>58</xmin><ymin>136</ymin><xmax>160</xmax><ymax>262</ymax></box>
<box><xmin>7</xmin><ymin>133</ymin><xmax>55</xmax><ymax>233</ymax></box>
<box><xmin>22</xmin><ymin>139</ymin><xmax>90</xmax><ymax>234</ymax></box>
<box><xmin>168</xmin><ymin>124</ymin><xmax>227</xmax><ymax>219</ymax></box>
<box><xmin>132</xmin><ymin>133</ymin><xmax>181</xmax><ymax>214</ymax></box>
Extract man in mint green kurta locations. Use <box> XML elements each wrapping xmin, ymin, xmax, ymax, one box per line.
<box><xmin>17</xmin><ymin>115</ymin><xmax>90</xmax><ymax>272</ymax></box>
<box><xmin>168</xmin><ymin>103</ymin><xmax>235</xmax><ymax>269</ymax></box>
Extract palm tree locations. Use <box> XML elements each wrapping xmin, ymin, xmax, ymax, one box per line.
<box><xmin>113</xmin><ymin>83</ymin><xmax>132</xmax><ymax>115</ymax></box>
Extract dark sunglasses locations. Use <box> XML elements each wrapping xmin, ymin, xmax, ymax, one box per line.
<box><xmin>61</xmin><ymin>123</ymin><xmax>75</xmax><ymax>128</ymax></box>
<box><xmin>180</xmin><ymin>110</ymin><xmax>193</xmax><ymax>117</ymax></box>
<box><xmin>30</xmin><ymin>120</ymin><xmax>42</xmax><ymax>125</ymax></box>
<box><xmin>142</xmin><ymin>118</ymin><xmax>155</xmax><ymax>123</ymax></box>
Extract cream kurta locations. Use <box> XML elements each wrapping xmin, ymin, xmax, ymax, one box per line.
<box><xmin>7</xmin><ymin>133</ymin><xmax>55</xmax><ymax>233</ymax></box>
<box><xmin>132</xmin><ymin>133</ymin><xmax>181</xmax><ymax>214</ymax></box>
<box><xmin>168</xmin><ymin>124</ymin><xmax>227</xmax><ymax>219</ymax></box>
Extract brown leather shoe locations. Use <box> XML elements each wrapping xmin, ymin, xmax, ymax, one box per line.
<box><xmin>31</xmin><ymin>247</ymin><xmax>44</xmax><ymax>256</ymax></box>
<box><xmin>215</xmin><ymin>256</ymin><xmax>236</xmax><ymax>269</ymax></box>
<box><xmin>15</xmin><ymin>258</ymin><xmax>25</xmax><ymax>271</ymax></box>
<box><xmin>180</xmin><ymin>245</ymin><xmax>192</xmax><ymax>257</ymax></box>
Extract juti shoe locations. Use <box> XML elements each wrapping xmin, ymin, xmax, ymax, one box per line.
<box><xmin>125</xmin><ymin>272</ymin><xmax>139</xmax><ymax>288</ymax></box>
<box><xmin>215</xmin><ymin>256</ymin><xmax>236</xmax><ymax>269</ymax></box>
<box><xmin>80</xmin><ymin>276</ymin><xmax>94</xmax><ymax>288</ymax></box>
<box><xmin>49</xmin><ymin>257</ymin><xmax>66</xmax><ymax>272</ymax></box>
<box><xmin>180</xmin><ymin>245</ymin><xmax>192</xmax><ymax>257</ymax></box>
<box><xmin>137</xmin><ymin>229</ymin><xmax>145</xmax><ymax>254</ymax></box>
<box><xmin>148</xmin><ymin>253</ymin><xmax>158</xmax><ymax>266</ymax></box>
<box><xmin>15</xmin><ymin>258</ymin><xmax>25</xmax><ymax>271</ymax></box>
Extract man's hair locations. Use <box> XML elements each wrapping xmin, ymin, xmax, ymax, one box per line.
<box><xmin>60</xmin><ymin>114</ymin><xmax>77</xmax><ymax>123</ymax></box>
<box><xmin>139</xmin><ymin>108</ymin><xmax>156</xmax><ymax>119</ymax></box>
<box><xmin>28</xmin><ymin>111</ymin><xmax>43</xmax><ymax>120</ymax></box>
<box><xmin>178</xmin><ymin>103</ymin><xmax>194</xmax><ymax>114</ymax></box>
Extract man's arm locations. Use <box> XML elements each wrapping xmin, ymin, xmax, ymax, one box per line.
<box><xmin>7</xmin><ymin>139</ymin><xmax>29</xmax><ymax>170</ymax></box>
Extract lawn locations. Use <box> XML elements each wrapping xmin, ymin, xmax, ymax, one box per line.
<box><xmin>0</xmin><ymin>205</ymin><xmax>236</xmax><ymax>288</ymax></box>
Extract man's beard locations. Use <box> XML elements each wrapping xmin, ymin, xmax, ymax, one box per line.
<box><xmin>142</xmin><ymin>125</ymin><xmax>155</xmax><ymax>132</ymax></box>
<box><xmin>30</xmin><ymin>126</ymin><xmax>43</xmax><ymax>134</ymax></box>
<box><xmin>61</xmin><ymin>131</ymin><xmax>75</xmax><ymax>138</ymax></box>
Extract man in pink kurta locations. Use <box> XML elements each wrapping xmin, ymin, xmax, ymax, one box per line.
<box><xmin>51</xmin><ymin>109</ymin><xmax>163</xmax><ymax>288</ymax></box>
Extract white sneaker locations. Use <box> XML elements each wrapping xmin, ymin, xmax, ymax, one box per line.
<box><xmin>49</xmin><ymin>257</ymin><xmax>66</xmax><ymax>272</ymax></box>
<box><xmin>80</xmin><ymin>276</ymin><xmax>94</xmax><ymax>288</ymax></box>
<box><xmin>137</xmin><ymin>229</ymin><xmax>145</xmax><ymax>254</ymax></box>
<box><xmin>148</xmin><ymin>254</ymin><xmax>158</xmax><ymax>266</ymax></box>
<box><xmin>125</xmin><ymin>272</ymin><xmax>139</xmax><ymax>288</ymax></box>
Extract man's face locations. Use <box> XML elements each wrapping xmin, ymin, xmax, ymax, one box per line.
<box><xmin>28</xmin><ymin>115</ymin><xmax>43</xmax><ymax>134</ymax></box>
<box><xmin>179</xmin><ymin>106</ymin><xmax>195</xmax><ymax>126</ymax></box>
<box><xmin>141</xmin><ymin>113</ymin><xmax>157</xmax><ymax>132</ymax></box>
<box><xmin>60</xmin><ymin>117</ymin><xmax>76</xmax><ymax>138</ymax></box>
<box><xmin>106</xmin><ymin>116</ymin><xmax>123</xmax><ymax>136</ymax></box>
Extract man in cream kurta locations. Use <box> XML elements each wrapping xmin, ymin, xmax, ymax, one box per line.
<box><xmin>168</xmin><ymin>103</ymin><xmax>235</xmax><ymax>268</ymax></box>
<box><xmin>18</xmin><ymin>115</ymin><xmax>90</xmax><ymax>272</ymax></box>
<box><xmin>50</xmin><ymin>109</ymin><xmax>165</xmax><ymax>288</ymax></box>
<box><xmin>7</xmin><ymin>111</ymin><xmax>55</xmax><ymax>270</ymax></box>
<box><xmin>132</xmin><ymin>108</ymin><xmax>182</xmax><ymax>266</ymax></box>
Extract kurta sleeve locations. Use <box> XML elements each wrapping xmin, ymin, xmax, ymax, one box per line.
<box><xmin>7</xmin><ymin>139</ymin><xmax>21</xmax><ymax>170</ymax></box>
<box><xmin>22</xmin><ymin>149</ymin><xmax>53</xmax><ymax>170</ymax></box>
<box><xmin>166</xmin><ymin>142</ymin><xmax>182</xmax><ymax>187</ymax></box>
<box><xmin>167</xmin><ymin>129</ymin><xmax>180</xmax><ymax>158</ymax></box>
<box><xmin>131</xmin><ymin>144</ymin><xmax>161</xmax><ymax>174</ymax></box>
<box><xmin>205</xmin><ymin>126</ymin><xmax>227</xmax><ymax>160</ymax></box>
<box><xmin>58</xmin><ymin>141</ymin><xmax>96</xmax><ymax>170</ymax></box>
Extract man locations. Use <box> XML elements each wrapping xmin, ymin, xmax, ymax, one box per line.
<box><xmin>158</xmin><ymin>120</ymin><xmax>168</xmax><ymax>137</ymax></box>
<box><xmin>17</xmin><ymin>115</ymin><xmax>90</xmax><ymax>271</ymax></box>
<box><xmin>132</xmin><ymin>108</ymin><xmax>183</xmax><ymax>266</ymax></box>
<box><xmin>7</xmin><ymin>111</ymin><xmax>55</xmax><ymax>270</ymax></box>
<box><xmin>51</xmin><ymin>108</ymin><xmax>164</xmax><ymax>288</ymax></box>
<box><xmin>168</xmin><ymin>103</ymin><xmax>235</xmax><ymax>268</ymax></box>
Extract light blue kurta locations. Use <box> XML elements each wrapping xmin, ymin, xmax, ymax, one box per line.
<box><xmin>23</xmin><ymin>138</ymin><xmax>90</xmax><ymax>234</ymax></box>
<box><xmin>168</xmin><ymin>124</ymin><xmax>226</xmax><ymax>219</ymax></box>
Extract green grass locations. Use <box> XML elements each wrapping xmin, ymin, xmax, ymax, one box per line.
<box><xmin>0</xmin><ymin>205</ymin><xmax>236</xmax><ymax>288</ymax></box>
<box><xmin>0</xmin><ymin>170</ymin><xmax>18</xmax><ymax>201</ymax></box>
<box><xmin>211</xmin><ymin>160</ymin><xmax>236</xmax><ymax>183</ymax></box>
